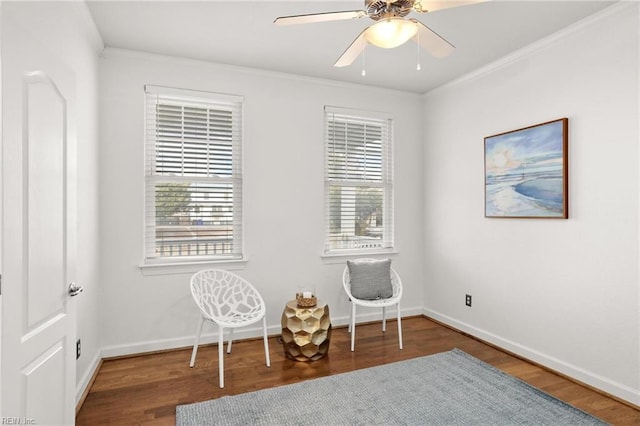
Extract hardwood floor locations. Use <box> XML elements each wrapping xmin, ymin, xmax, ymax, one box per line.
<box><xmin>76</xmin><ymin>316</ymin><xmax>640</xmax><ymax>425</ymax></box>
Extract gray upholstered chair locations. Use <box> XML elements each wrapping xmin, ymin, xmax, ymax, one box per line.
<box><xmin>342</xmin><ymin>258</ymin><xmax>403</xmax><ymax>351</ymax></box>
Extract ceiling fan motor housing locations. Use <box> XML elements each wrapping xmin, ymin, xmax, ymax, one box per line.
<box><xmin>365</xmin><ymin>0</ymin><xmax>415</xmax><ymax>20</ymax></box>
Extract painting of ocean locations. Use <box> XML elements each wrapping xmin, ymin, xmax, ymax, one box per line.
<box><xmin>485</xmin><ymin>118</ymin><xmax>568</xmax><ymax>218</ymax></box>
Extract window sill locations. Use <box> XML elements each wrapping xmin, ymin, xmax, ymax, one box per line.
<box><xmin>139</xmin><ymin>258</ymin><xmax>248</xmax><ymax>276</ymax></box>
<box><xmin>321</xmin><ymin>249</ymin><xmax>399</xmax><ymax>265</ymax></box>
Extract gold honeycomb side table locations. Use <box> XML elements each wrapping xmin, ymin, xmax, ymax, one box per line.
<box><xmin>281</xmin><ymin>300</ymin><xmax>331</xmax><ymax>361</ymax></box>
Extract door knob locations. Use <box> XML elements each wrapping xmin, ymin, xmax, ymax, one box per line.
<box><xmin>68</xmin><ymin>282</ymin><xmax>84</xmax><ymax>297</ymax></box>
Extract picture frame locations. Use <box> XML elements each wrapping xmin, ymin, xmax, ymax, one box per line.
<box><xmin>484</xmin><ymin>118</ymin><xmax>568</xmax><ymax>219</ymax></box>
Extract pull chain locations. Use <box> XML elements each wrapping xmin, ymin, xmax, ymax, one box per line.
<box><xmin>416</xmin><ymin>27</ymin><xmax>421</xmax><ymax>71</ymax></box>
<box><xmin>362</xmin><ymin>46</ymin><xmax>367</xmax><ymax>76</ymax></box>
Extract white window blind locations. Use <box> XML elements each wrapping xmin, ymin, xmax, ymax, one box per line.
<box><xmin>144</xmin><ymin>85</ymin><xmax>243</xmax><ymax>263</ymax></box>
<box><xmin>324</xmin><ymin>106</ymin><xmax>394</xmax><ymax>253</ymax></box>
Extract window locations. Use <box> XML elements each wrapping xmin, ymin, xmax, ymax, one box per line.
<box><xmin>324</xmin><ymin>106</ymin><xmax>394</xmax><ymax>254</ymax></box>
<box><xmin>144</xmin><ymin>85</ymin><xmax>243</xmax><ymax>264</ymax></box>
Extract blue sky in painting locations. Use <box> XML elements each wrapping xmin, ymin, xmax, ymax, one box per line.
<box><xmin>485</xmin><ymin>120</ymin><xmax>565</xmax><ymax>217</ymax></box>
<box><xmin>485</xmin><ymin>120</ymin><xmax>564</xmax><ymax>178</ymax></box>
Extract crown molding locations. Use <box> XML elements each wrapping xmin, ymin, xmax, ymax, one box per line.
<box><xmin>424</xmin><ymin>1</ymin><xmax>634</xmax><ymax>98</ymax></box>
<box><xmin>101</xmin><ymin>47</ymin><xmax>422</xmax><ymax>100</ymax></box>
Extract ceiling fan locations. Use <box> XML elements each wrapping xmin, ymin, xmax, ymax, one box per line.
<box><xmin>274</xmin><ymin>0</ymin><xmax>486</xmax><ymax>68</ymax></box>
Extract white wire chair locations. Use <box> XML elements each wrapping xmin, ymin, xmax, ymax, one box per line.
<box><xmin>342</xmin><ymin>259</ymin><xmax>403</xmax><ymax>352</ymax></box>
<box><xmin>189</xmin><ymin>269</ymin><xmax>270</xmax><ymax>388</ymax></box>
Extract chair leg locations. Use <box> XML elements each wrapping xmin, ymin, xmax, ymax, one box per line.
<box><xmin>350</xmin><ymin>303</ymin><xmax>357</xmax><ymax>352</ymax></box>
<box><xmin>397</xmin><ymin>303</ymin><xmax>403</xmax><ymax>350</ymax></box>
<box><xmin>227</xmin><ymin>328</ymin><xmax>234</xmax><ymax>354</ymax></box>
<box><xmin>189</xmin><ymin>316</ymin><xmax>206</xmax><ymax>367</ymax></box>
<box><xmin>218</xmin><ymin>324</ymin><xmax>225</xmax><ymax>388</ymax></box>
<box><xmin>262</xmin><ymin>316</ymin><xmax>271</xmax><ymax>367</ymax></box>
<box><xmin>382</xmin><ymin>306</ymin><xmax>387</xmax><ymax>332</ymax></box>
<box><xmin>348</xmin><ymin>303</ymin><xmax>353</xmax><ymax>333</ymax></box>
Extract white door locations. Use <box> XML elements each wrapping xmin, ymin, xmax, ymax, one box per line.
<box><xmin>1</xmin><ymin>13</ymin><xmax>79</xmax><ymax>425</ymax></box>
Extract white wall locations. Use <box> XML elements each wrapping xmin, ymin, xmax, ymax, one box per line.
<box><xmin>0</xmin><ymin>1</ymin><xmax>103</xmax><ymax>403</ymax></box>
<box><xmin>423</xmin><ymin>3</ymin><xmax>639</xmax><ymax>405</ymax></box>
<box><xmin>98</xmin><ymin>49</ymin><xmax>425</xmax><ymax>355</ymax></box>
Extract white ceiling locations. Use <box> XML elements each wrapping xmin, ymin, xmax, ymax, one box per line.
<box><xmin>86</xmin><ymin>0</ymin><xmax>617</xmax><ymax>94</ymax></box>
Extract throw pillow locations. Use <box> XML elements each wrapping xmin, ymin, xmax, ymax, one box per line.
<box><xmin>347</xmin><ymin>259</ymin><xmax>393</xmax><ymax>300</ymax></box>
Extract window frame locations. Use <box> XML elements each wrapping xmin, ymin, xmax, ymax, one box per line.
<box><xmin>141</xmin><ymin>85</ymin><xmax>244</xmax><ymax>270</ymax></box>
<box><xmin>323</xmin><ymin>106</ymin><xmax>395</xmax><ymax>257</ymax></box>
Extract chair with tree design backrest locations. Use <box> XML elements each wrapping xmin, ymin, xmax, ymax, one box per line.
<box><xmin>189</xmin><ymin>269</ymin><xmax>270</xmax><ymax>388</ymax></box>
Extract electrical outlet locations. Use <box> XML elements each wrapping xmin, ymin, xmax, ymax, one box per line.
<box><xmin>76</xmin><ymin>339</ymin><xmax>81</xmax><ymax>360</ymax></box>
<box><xmin>465</xmin><ymin>294</ymin><xmax>472</xmax><ymax>307</ymax></box>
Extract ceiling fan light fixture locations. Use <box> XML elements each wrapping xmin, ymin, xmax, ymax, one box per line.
<box><xmin>364</xmin><ymin>18</ymin><xmax>417</xmax><ymax>48</ymax></box>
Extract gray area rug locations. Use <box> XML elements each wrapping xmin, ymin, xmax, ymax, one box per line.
<box><xmin>176</xmin><ymin>348</ymin><xmax>607</xmax><ymax>425</ymax></box>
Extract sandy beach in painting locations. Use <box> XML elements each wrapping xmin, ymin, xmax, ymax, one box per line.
<box><xmin>485</xmin><ymin>176</ymin><xmax>564</xmax><ymax>217</ymax></box>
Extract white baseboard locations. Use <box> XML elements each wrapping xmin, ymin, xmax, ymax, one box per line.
<box><xmin>100</xmin><ymin>324</ymin><xmax>281</xmax><ymax>359</ymax></box>
<box><xmin>98</xmin><ymin>305</ymin><xmax>422</xmax><ymax>359</ymax></box>
<box><xmin>424</xmin><ymin>308</ymin><xmax>640</xmax><ymax>406</ymax></box>
<box><xmin>334</xmin><ymin>306</ymin><xmax>423</xmax><ymax>327</ymax></box>
<box><xmin>75</xmin><ymin>351</ymin><xmax>102</xmax><ymax>405</ymax></box>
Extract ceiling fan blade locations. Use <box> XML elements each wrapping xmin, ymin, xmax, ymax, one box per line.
<box><xmin>413</xmin><ymin>0</ymin><xmax>489</xmax><ymax>13</ymax></box>
<box><xmin>411</xmin><ymin>19</ymin><xmax>455</xmax><ymax>58</ymax></box>
<box><xmin>334</xmin><ymin>30</ymin><xmax>368</xmax><ymax>67</ymax></box>
<box><xmin>274</xmin><ymin>10</ymin><xmax>365</xmax><ymax>26</ymax></box>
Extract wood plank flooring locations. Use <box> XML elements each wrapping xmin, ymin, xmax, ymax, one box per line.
<box><xmin>76</xmin><ymin>316</ymin><xmax>640</xmax><ymax>425</ymax></box>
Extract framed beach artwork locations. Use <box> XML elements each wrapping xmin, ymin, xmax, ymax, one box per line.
<box><xmin>484</xmin><ymin>118</ymin><xmax>568</xmax><ymax>218</ymax></box>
